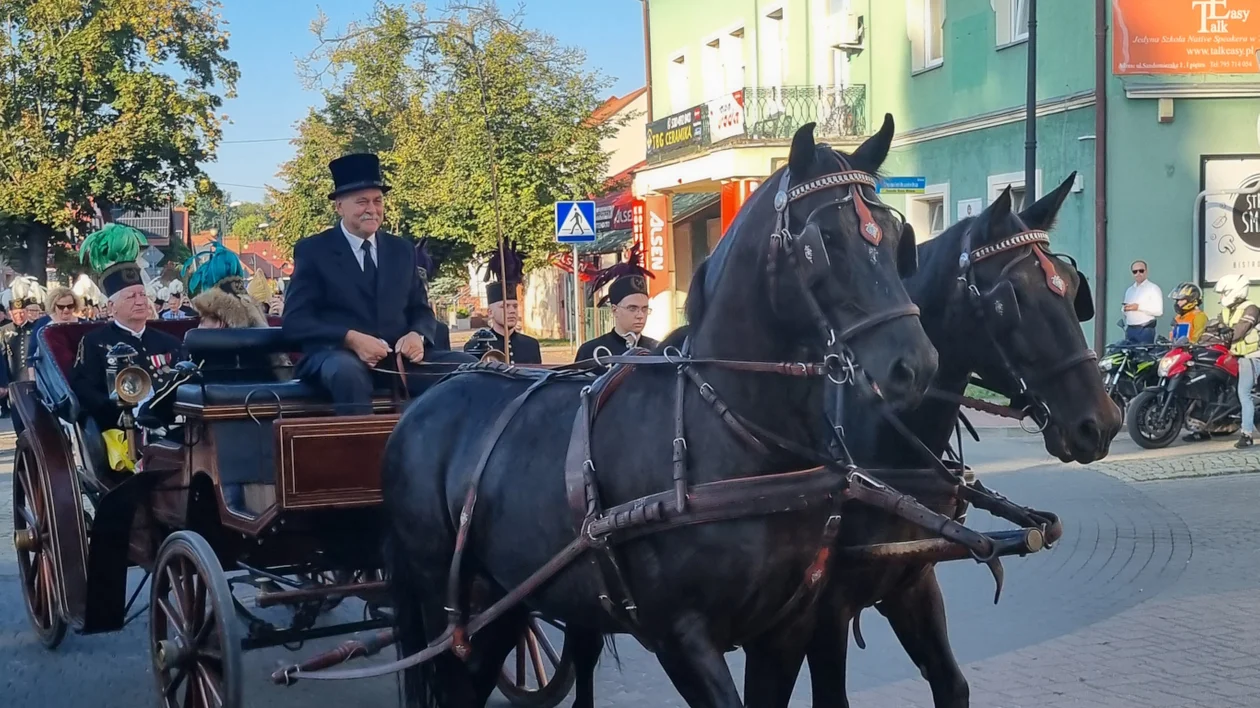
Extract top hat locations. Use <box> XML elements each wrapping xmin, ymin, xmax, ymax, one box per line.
<box><xmin>328</xmin><ymin>153</ymin><xmax>391</xmax><ymax>200</ymax></box>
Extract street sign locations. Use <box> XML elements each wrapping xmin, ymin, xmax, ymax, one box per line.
<box><xmin>554</xmin><ymin>201</ymin><xmax>597</xmax><ymax>243</ymax></box>
<box><xmin>141</xmin><ymin>246</ymin><xmax>164</xmax><ymax>265</ymax></box>
<box><xmin>877</xmin><ymin>177</ymin><xmax>927</xmax><ymax>194</ymax></box>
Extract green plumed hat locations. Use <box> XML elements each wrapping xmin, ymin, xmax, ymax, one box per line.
<box><xmin>182</xmin><ymin>241</ymin><xmax>249</xmax><ymax>298</ymax></box>
<box><xmin>79</xmin><ymin>224</ymin><xmax>148</xmax><ymax>296</ymax></box>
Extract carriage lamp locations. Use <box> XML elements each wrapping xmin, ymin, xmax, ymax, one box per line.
<box><xmin>114</xmin><ymin>366</ymin><xmax>154</xmax><ymax>406</ymax></box>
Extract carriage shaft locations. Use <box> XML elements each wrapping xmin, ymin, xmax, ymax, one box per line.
<box><xmin>254</xmin><ymin>580</ymin><xmax>389</xmax><ymax>608</ymax></box>
<box><xmin>838</xmin><ymin>528</ymin><xmax>1044</xmax><ymax>564</ymax></box>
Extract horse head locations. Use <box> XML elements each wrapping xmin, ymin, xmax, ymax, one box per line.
<box><xmin>952</xmin><ymin>174</ymin><xmax>1121</xmax><ymax>462</ymax></box>
<box><xmin>692</xmin><ymin>114</ymin><xmax>937</xmax><ymax>410</ymax></box>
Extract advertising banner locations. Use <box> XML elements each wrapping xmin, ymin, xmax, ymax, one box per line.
<box><xmin>1201</xmin><ymin>155</ymin><xmax>1260</xmax><ymax>284</ymax></box>
<box><xmin>1113</xmin><ymin>0</ymin><xmax>1260</xmax><ymax>75</ymax></box>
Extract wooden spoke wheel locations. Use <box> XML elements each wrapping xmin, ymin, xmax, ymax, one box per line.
<box><xmin>497</xmin><ymin>614</ymin><xmax>575</xmax><ymax>708</ymax></box>
<box><xmin>150</xmin><ymin>532</ymin><xmax>242</xmax><ymax>708</ymax></box>
<box><xmin>12</xmin><ymin>441</ymin><xmax>67</xmax><ymax>649</ymax></box>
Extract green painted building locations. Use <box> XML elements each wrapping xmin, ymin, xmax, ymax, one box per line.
<box><xmin>636</xmin><ymin>0</ymin><xmax>1260</xmax><ymax>344</ymax></box>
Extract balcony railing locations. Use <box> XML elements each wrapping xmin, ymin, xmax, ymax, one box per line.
<box><xmin>734</xmin><ymin>85</ymin><xmax>867</xmax><ymax>144</ymax></box>
<box><xmin>645</xmin><ymin>84</ymin><xmax>867</xmax><ymax>165</ymax></box>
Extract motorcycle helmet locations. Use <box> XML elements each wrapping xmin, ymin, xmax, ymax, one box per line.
<box><xmin>1169</xmin><ymin>282</ymin><xmax>1202</xmax><ymax>315</ymax></box>
<box><xmin>1215</xmin><ymin>273</ymin><xmax>1251</xmax><ymax>309</ymax></box>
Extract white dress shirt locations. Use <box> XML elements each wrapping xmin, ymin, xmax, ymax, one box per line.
<box><xmin>340</xmin><ymin>221</ymin><xmax>377</xmax><ymax>271</ymax></box>
<box><xmin>1123</xmin><ymin>279</ymin><xmax>1163</xmax><ymax>326</ymax></box>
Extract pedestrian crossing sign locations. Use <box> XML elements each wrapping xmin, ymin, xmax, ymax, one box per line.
<box><xmin>555</xmin><ymin>201</ymin><xmax>597</xmax><ymax>243</ymax></box>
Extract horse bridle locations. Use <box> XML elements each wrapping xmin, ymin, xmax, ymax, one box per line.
<box><xmin>958</xmin><ymin>228</ymin><xmax>1098</xmax><ymax>431</ymax></box>
<box><xmin>767</xmin><ymin>161</ymin><xmax>921</xmax><ymax>383</ymax></box>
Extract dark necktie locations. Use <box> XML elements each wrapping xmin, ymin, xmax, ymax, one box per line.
<box><xmin>361</xmin><ymin>239</ymin><xmax>377</xmax><ymax>284</ymax></box>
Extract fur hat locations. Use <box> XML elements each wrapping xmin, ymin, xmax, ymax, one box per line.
<box><xmin>191</xmin><ymin>277</ymin><xmax>268</xmax><ymax>328</ymax></box>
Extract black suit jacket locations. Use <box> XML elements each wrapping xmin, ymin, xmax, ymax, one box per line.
<box><xmin>283</xmin><ymin>226</ymin><xmax>441</xmax><ymax>368</ymax></box>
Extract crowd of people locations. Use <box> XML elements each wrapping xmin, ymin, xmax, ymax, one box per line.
<box><xmin>7</xmin><ymin>151</ymin><xmax>661</xmax><ymax>477</ymax></box>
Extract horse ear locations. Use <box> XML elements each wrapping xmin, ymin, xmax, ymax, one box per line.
<box><xmin>788</xmin><ymin>123</ymin><xmax>817</xmax><ymax>176</ymax></box>
<box><xmin>985</xmin><ymin>187</ymin><xmax>1014</xmax><ymax>234</ymax></box>
<box><xmin>849</xmin><ymin>113</ymin><xmax>895</xmax><ymax>172</ymax></box>
<box><xmin>1018</xmin><ymin>172</ymin><xmax>1076</xmax><ymax>231</ymax></box>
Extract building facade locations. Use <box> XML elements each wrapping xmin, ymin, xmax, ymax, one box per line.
<box><xmin>639</xmin><ymin>0</ymin><xmax>1260</xmax><ymax>344</ymax></box>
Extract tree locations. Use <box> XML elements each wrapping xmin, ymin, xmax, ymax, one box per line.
<box><xmin>0</xmin><ymin>0</ymin><xmax>238</xmax><ymax>280</ymax></box>
<box><xmin>270</xmin><ymin>1</ymin><xmax>616</xmax><ymax>272</ymax></box>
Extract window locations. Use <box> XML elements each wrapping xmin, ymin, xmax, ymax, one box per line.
<box><xmin>668</xmin><ymin>53</ymin><xmax>690</xmax><ymax>112</ymax></box>
<box><xmin>907</xmin><ymin>0</ymin><xmax>945</xmax><ymax>72</ymax></box>
<box><xmin>760</xmin><ymin>7</ymin><xmax>785</xmax><ymax>89</ymax></box>
<box><xmin>987</xmin><ymin>170</ymin><xmax>1042</xmax><ymax>211</ymax></box>
<box><xmin>724</xmin><ymin>28</ymin><xmax>745</xmax><ymax>92</ymax></box>
<box><xmin>702</xmin><ymin>39</ymin><xmax>724</xmax><ymax>98</ymax></box>
<box><xmin>907</xmin><ymin>183</ymin><xmax>950</xmax><ymax>242</ymax></box>
<box><xmin>996</xmin><ymin>0</ymin><xmax>1030</xmax><ymax>46</ymax></box>
<box><xmin>1012</xmin><ymin>0</ymin><xmax>1030</xmax><ymax>41</ymax></box>
<box><xmin>703</xmin><ymin>27</ymin><xmax>746</xmax><ymax>100</ymax></box>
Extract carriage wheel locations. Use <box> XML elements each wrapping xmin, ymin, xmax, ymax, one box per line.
<box><xmin>150</xmin><ymin>531</ymin><xmax>242</xmax><ymax>708</ymax></box>
<box><xmin>497</xmin><ymin>614</ymin><xmax>576</xmax><ymax>708</ymax></box>
<box><xmin>12</xmin><ymin>441</ymin><xmax>68</xmax><ymax>649</ymax></box>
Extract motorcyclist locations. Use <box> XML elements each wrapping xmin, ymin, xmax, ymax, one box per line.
<box><xmin>1214</xmin><ymin>274</ymin><xmax>1260</xmax><ymax>448</ymax></box>
<box><xmin>1168</xmin><ymin>282</ymin><xmax>1208</xmax><ymax>344</ymax></box>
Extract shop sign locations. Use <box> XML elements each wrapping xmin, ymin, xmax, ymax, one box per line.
<box><xmin>646</xmin><ymin>104</ymin><xmax>707</xmax><ymax>162</ymax></box>
<box><xmin>707</xmin><ymin>90</ymin><xmax>746</xmax><ymax>143</ymax></box>
<box><xmin>595</xmin><ymin>192</ymin><xmax>635</xmax><ymax>232</ymax></box>
<box><xmin>1201</xmin><ymin>154</ymin><xmax>1260</xmax><ymax>283</ymax></box>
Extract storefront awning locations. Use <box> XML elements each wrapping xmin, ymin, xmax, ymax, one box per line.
<box><xmin>575</xmin><ymin>228</ymin><xmax>631</xmax><ymax>255</ymax></box>
<box><xmin>673</xmin><ymin>192</ymin><xmax>720</xmax><ymax>222</ymax></box>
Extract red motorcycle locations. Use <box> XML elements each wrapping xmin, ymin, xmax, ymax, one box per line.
<box><xmin>1126</xmin><ymin>337</ymin><xmax>1244</xmax><ymax>449</ymax></box>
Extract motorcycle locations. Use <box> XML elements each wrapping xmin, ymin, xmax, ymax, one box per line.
<box><xmin>1125</xmin><ymin>327</ymin><xmax>1246</xmax><ymax>449</ymax></box>
<box><xmin>1100</xmin><ymin>319</ymin><xmax>1169</xmax><ymax>416</ymax></box>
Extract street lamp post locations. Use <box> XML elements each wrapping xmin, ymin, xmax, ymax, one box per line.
<box><xmin>1025</xmin><ymin>0</ymin><xmax>1038</xmax><ymax>202</ymax></box>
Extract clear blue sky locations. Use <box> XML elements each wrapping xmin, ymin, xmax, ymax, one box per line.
<box><xmin>207</xmin><ymin>0</ymin><xmax>645</xmax><ymax>203</ymax></box>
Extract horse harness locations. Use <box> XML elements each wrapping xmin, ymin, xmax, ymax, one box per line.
<box><xmin>932</xmin><ymin>228</ymin><xmax>1099</xmax><ymax>430</ymax></box>
<box><xmin>288</xmin><ymin>170</ymin><xmax>1063</xmax><ymax>682</ymax></box>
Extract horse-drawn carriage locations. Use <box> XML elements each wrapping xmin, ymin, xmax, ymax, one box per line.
<box><xmin>10</xmin><ymin>317</ymin><xmax>575</xmax><ymax>708</ymax></box>
<box><xmin>11</xmin><ymin>119</ymin><xmax>1119</xmax><ymax>708</ymax></box>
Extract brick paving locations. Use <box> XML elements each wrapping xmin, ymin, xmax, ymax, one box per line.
<box><xmin>4</xmin><ymin>419</ymin><xmax>1260</xmax><ymax>707</ymax></box>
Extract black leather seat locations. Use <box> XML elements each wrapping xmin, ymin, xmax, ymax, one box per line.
<box><xmin>174</xmin><ymin>380</ymin><xmax>395</xmax><ymax>407</ymax></box>
<box><xmin>183</xmin><ymin>326</ymin><xmax>293</xmax><ymax>357</ymax></box>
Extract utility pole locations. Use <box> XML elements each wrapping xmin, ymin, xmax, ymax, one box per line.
<box><xmin>1024</xmin><ymin>0</ymin><xmax>1038</xmax><ymax>203</ymax></box>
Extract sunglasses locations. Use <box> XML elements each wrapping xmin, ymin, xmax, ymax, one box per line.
<box><xmin>1132</xmin><ymin>269</ymin><xmax>1145</xmax><ymax>274</ymax></box>
<box><xmin>55</xmin><ymin>303</ymin><xmax>76</xmax><ymax>311</ymax></box>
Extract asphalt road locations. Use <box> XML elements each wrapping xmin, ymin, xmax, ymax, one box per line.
<box><xmin>2</xmin><ymin>424</ymin><xmax>1256</xmax><ymax>707</ymax></box>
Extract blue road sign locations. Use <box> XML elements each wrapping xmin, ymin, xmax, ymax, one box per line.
<box><xmin>877</xmin><ymin>177</ymin><xmax>927</xmax><ymax>194</ymax></box>
<box><xmin>555</xmin><ymin>201</ymin><xmax>598</xmax><ymax>243</ymax></box>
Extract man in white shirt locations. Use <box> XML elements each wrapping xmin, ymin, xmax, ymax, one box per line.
<box><xmin>1122</xmin><ymin>260</ymin><xmax>1163</xmax><ymax>344</ymax></box>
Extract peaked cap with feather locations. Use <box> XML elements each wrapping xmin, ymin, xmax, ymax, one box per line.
<box><xmin>79</xmin><ymin>223</ymin><xmax>148</xmax><ymax>296</ymax></box>
<box><xmin>484</xmin><ymin>239</ymin><xmax>525</xmax><ymax>305</ymax></box>
<box><xmin>588</xmin><ymin>243</ymin><xmax>654</xmax><ymax>307</ymax></box>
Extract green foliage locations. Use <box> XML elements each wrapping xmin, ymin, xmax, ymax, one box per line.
<box><xmin>269</xmin><ymin>0</ymin><xmax>616</xmax><ymax>270</ymax></box>
<box><xmin>0</xmin><ymin>0</ymin><xmax>238</xmax><ymax>277</ymax></box>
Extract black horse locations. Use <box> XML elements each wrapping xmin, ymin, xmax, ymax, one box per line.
<box><xmin>381</xmin><ymin>116</ymin><xmax>938</xmax><ymax>707</ymax></box>
<box><xmin>787</xmin><ymin>176</ymin><xmax>1123</xmax><ymax>708</ymax></box>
